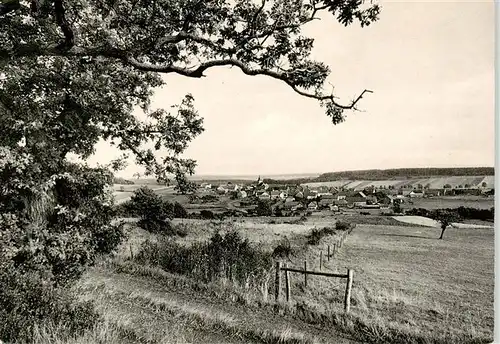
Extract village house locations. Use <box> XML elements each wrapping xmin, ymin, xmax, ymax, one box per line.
<box><xmin>376</xmin><ymin>193</ymin><xmax>393</xmax><ymax>205</ymax></box>
<box><xmin>329</xmin><ymin>204</ymin><xmax>339</xmax><ymax>212</ymax></box>
<box><xmin>283</xmin><ymin>201</ymin><xmax>303</xmax><ymax>212</ymax></box>
<box><xmin>336</xmin><ymin>191</ymin><xmax>348</xmax><ymax>201</ymax></box>
<box><xmin>279</xmin><ymin>191</ymin><xmax>288</xmax><ymax>200</ymax></box>
<box><xmin>318</xmin><ymin>198</ymin><xmax>333</xmax><ymax>209</ymax></box>
<box><xmin>307</xmin><ymin>201</ymin><xmax>318</xmax><ymax>211</ymax></box>
<box><xmin>216</xmin><ymin>185</ymin><xmax>228</xmax><ymax>194</ymax></box>
<box><xmin>270</xmin><ymin>190</ymin><xmax>281</xmax><ymax>200</ymax></box>
<box><xmin>365</xmin><ymin>194</ymin><xmax>378</xmax><ymax>205</ymax></box>
<box><xmin>409</xmin><ymin>190</ymin><xmax>424</xmax><ymax>198</ymax></box>
<box><xmin>329</xmin><ymin>187</ymin><xmax>339</xmax><ymax>194</ymax></box>
<box><xmin>320</xmin><ymin>193</ymin><xmax>336</xmax><ymax>200</ymax></box>
<box><xmin>346</xmin><ymin>191</ymin><xmax>367</xmax><ymax>204</ymax></box>
<box><xmin>334</xmin><ymin>199</ymin><xmax>348</xmax><ymax>207</ymax></box>
<box><xmin>317</xmin><ymin>191</ymin><xmax>334</xmax><ymax>198</ymax></box>
<box><xmin>258</xmin><ymin>191</ymin><xmax>270</xmax><ymax>200</ymax></box>
<box><xmin>294</xmin><ymin>191</ymin><xmax>304</xmax><ymax>199</ymax></box>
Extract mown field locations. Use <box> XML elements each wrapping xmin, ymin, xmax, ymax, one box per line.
<box><xmin>323</xmin><ymin>224</ymin><xmax>494</xmax><ymax>342</ymax></box>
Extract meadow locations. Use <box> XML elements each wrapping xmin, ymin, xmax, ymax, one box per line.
<box><xmin>402</xmin><ymin>196</ymin><xmax>494</xmax><ymax>210</ymax></box>
<box><xmin>48</xmin><ymin>206</ymin><xmax>493</xmax><ymax>344</ymax></box>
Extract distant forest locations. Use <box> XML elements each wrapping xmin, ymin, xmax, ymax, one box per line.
<box><xmin>264</xmin><ymin>167</ymin><xmax>495</xmax><ymax>185</ymax></box>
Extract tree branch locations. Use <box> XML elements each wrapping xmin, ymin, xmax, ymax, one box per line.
<box><xmin>53</xmin><ymin>0</ymin><xmax>74</xmax><ymax>50</ymax></box>
<box><xmin>155</xmin><ymin>32</ymin><xmax>235</xmax><ymax>55</ymax></box>
<box><xmin>122</xmin><ymin>57</ymin><xmax>372</xmax><ymax>109</ymax></box>
<box><xmin>250</xmin><ymin>0</ymin><xmax>266</xmax><ymax>34</ymax></box>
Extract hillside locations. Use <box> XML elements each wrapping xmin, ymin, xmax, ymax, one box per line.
<box><xmin>314</xmin><ymin>167</ymin><xmax>494</xmax><ymax>182</ymax></box>
<box><xmin>114</xmin><ymin>168</ymin><xmax>494</xmax><ymax>187</ymax></box>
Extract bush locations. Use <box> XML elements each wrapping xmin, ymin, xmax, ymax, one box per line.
<box><xmin>134</xmin><ymin>231</ymin><xmax>273</xmax><ymax>286</ymax></box>
<box><xmin>256</xmin><ymin>199</ymin><xmax>272</xmax><ymax>216</ymax></box>
<box><xmin>200</xmin><ymin>210</ymin><xmax>215</xmax><ymax>219</ymax></box>
<box><xmin>0</xmin><ymin>161</ymin><xmax>123</xmax><ymax>343</ymax></box>
<box><xmin>335</xmin><ymin>220</ymin><xmax>352</xmax><ymax>231</ymax></box>
<box><xmin>1</xmin><ymin>165</ymin><xmax>126</xmax><ymax>287</ymax></box>
<box><xmin>392</xmin><ymin>200</ymin><xmax>402</xmax><ymax>214</ymax></box>
<box><xmin>173</xmin><ymin>202</ymin><xmax>188</xmax><ymax>218</ymax></box>
<box><xmin>0</xmin><ymin>268</ymin><xmax>99</xmax><ymax>343</ymax></box>
<box><xmin>307</xmin><ymin>227</ymin><xmax>336</xmax><ymax>245</ymax></box>
<box><xmin>129</xmin><ymin>187</ymin><xmax>175</xmax><ymax>234</ymax></box>
<box><xmin>113</xmin><ymin>200</ymin><xmax>134</xmax><ymax>217</ymax></box>
<box><xmin>200</xmin><ymin>194</ymin><xmax>219</xmax><ymax>203</ymax></box>
<box><xmin>272</xmin><ymin>239</ymin><xmax>294</xmax><ymax>258</ymax></box>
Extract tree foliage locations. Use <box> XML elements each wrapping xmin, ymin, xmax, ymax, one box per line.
<box><xmin>256</xmin><ymin>199</ymin><xmax>273</xmax><ymax>216</ymax></box>
<box><xmin>1</xmin><ymin>1</ymin><xmax>377</xmax><ymax>140</ymax></box>
<box><xmin>433</xmin><ymin>210</ymin><xmax>460</xmax><ymax>240</ymax></box>
<box><xmin>0</xmin><ymin>152</ymin><xmax>126</xmax><ymax>286</ymax></box>
<box><xmin>0</xmin><ymin>1</ymin><xmax>379</xmax><ymax>340</ymax></box>
<box><xmin>129</xmin><ymin>186</ymin><xmax>176</xmax><ymax>233</ymax></box>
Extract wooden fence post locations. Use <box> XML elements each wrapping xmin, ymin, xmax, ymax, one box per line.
<box><xmin>304</xmin><ymin>260</ymin><xmax>308</xmax><ymax>287</ymax></box>
<box><xmin>275</xmin><ymin>262</ymin><xmax>282</xmax><ymax>302</ymax></box>
<box><xmin>344</xmin><ymin>269</ymin><xmax>353</xmax><ymax>313</ymax></box>
<box><xmin>130</xmin><ymin>244</ymin><xmax>134</xmax><ymax>259</ymax></box>
<box><xmin>327</xmin><ymin>245</ymin><xmax>331</xmax><ymax>261</ymax></box>
<box><xmin>320</xmin><ymin>251</ymin><xmax>323</xmax><ymax>270</ymax></box>
<box><xmin>285</xmin><ymin>263</ymin><xmax>291</xmax><ymax>302</ymax></box>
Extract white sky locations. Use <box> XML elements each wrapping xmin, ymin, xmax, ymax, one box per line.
<box><xmin>89</xmin><ymin>0</ymin><xmax>495</xmax><ymax>178</ymax></box>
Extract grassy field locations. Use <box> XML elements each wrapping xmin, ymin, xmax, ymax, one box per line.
<box><xmin>327</xmin><ymin>224</ymin><xmax>494</xmax><ymax>342</ymax></box>
<box><xmin>403</xmin><ymin>196</ymin><xmax>494</xmax><ymax>210</ymax></box>
<box><xmin>75</xmin><ymin>185</ymin><xmax>496</xmax><ymax>344</ymax></box>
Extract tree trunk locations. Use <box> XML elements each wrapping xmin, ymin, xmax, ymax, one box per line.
<box><xmin>439</xmin><ymin>227</ymin><xmax>446</xmax><ymax>239</ymax></box>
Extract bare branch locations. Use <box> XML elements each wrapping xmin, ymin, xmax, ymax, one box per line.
<box><xmin>122</xmin><ymin>57</ymin><xmax>372</xmax><ymax>109</ymax></box>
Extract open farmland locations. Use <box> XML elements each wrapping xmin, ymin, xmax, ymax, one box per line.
<box><xmin>328</xmin><ymin>224</ymin><xmax>494</xmax><ymax>342</ymax></box>
<box><xmin>302</xmin><ymin>175</ymin><xmax>494</xmax><ymax>191</ymax></box>
<box><xmin>77</xmin><ymin>209</ymin><xmax>495</xmax><ymax>344</ymax></box>
<box><xmin>403</xmin><ymin>196</ymin><xmax>494</xmax><ymax>210</ymax></box>
<box><xmin>106</xmin><ymin>178</ymin><xmax>494</xmax><ymax>343</ymax></box>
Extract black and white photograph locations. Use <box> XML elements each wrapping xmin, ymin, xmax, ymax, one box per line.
<box><xmin>0</xmin><ymin>0</ymin><xmax>495</xmax><ymax>343</ymax></box>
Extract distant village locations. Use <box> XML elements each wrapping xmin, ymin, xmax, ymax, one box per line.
<box><xmin>196</xmin><ymin>175</ymin><xmax>495</xmax><ymax>215</ymax></box>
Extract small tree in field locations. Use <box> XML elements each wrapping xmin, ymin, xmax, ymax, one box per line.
<box><xmin>433</xmin><ymin>210</ymin><xmax>460</xmax><ymax>240</ymax></box>
<box><xmin>392</xmin><ymin>199</ymin><xmax>403</xmax><ymax>214</ymax></box>
<box><xmin>256</xmin><ymin>199</ymin><xmax>273</xmax><ymax>216</ymax></box>
<box><xmin>129</xmin><ymin>186</ymin><xmax>175</xmax><ymax>234</ymax></box>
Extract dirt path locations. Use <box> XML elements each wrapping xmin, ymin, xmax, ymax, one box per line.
<box><xmin>80</xmin><ymin>268</ymin><xmax>360</xmax><ymax>344</ymax></box>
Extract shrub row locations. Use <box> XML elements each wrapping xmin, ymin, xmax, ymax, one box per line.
<box><xmin>134</xmin><ymin>231</ymin><xmax>273</xmax><ymax>288</ymax></box>
<box><xmin>405</xmin><ymin>206</ymin><xmax>494</xmax><ymax>222</ymax></box>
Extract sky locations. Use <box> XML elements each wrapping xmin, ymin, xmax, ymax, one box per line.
<box><xmin>88</xmin><ymin>0</ymin><xmax>495</xmax><ymax>178</ymax></box>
